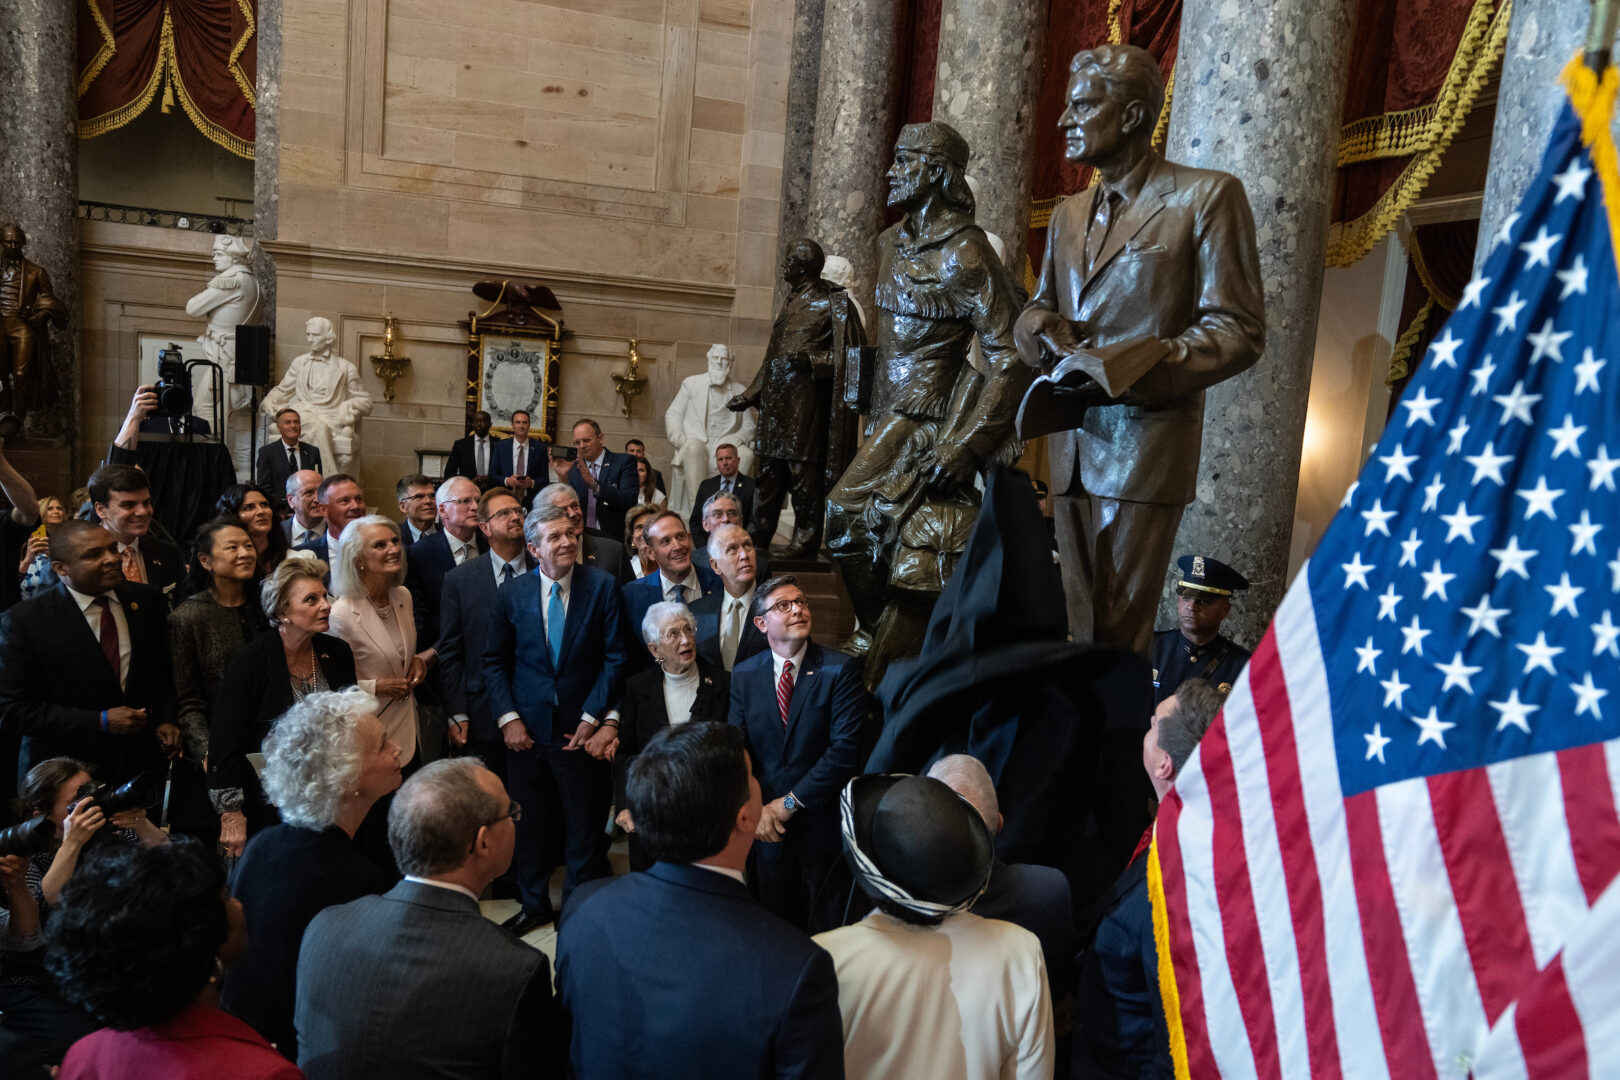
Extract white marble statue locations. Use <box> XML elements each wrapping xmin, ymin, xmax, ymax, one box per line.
<box><xmin>260</xmin><ymin>317</ymin><xmax>372</xmax><ymax>474</ymax></box>
<box><xmin>185</xmin><ymin>235</ymin><xmax>262</xmax><ymax>476</ymax></box>
<box><xmin>664</xmin><ymin>343</ymin><xmax>757</xmax><ymax>518</ymax></box>
<box><xmin>820</xmin><ymin>255</ymin><xmax>867</xmax><ymax>334</ymax></box>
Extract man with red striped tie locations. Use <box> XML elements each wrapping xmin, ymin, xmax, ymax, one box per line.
<box><xmin>727</xmin><ymin>574</ymin><xmax>866</xmax><ymax>932</ymax></box>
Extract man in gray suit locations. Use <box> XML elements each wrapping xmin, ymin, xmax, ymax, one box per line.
<box><xmin>294</xmin><ymin>759</ymin><xmax>559</xmax><ymax>1080</ymax></box>
<box><xmin>1015</xmin><ymin>44</ymin><xmax>1265</xmax><ymax>657</ymax></box>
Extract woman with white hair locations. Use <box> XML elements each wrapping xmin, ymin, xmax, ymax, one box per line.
<box><xmin>327</xmin><ymin>515</ymin><xmax>430</xmax><ymax>768</ymax></box>
<box><xmin>212</xmin><ymin>558</ymin><xmax>357</xmax><ymax>857</ymax></box>
<box><xmin>222</xmin><ymin>687</ymin><xmax>402</xmax><ymax>1062</ymax></box>
<box><xmin>612</xmin><ymin>600</ymin><xmax>730</xmax><ymax>871</ymax></box>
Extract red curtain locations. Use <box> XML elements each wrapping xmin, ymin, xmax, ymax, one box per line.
<box><xmin>78</xmin><ymin>0</ymin><xmax>257</xmax><ymax>159</ymax></box>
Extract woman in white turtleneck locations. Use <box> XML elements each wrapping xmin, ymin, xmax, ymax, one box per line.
<box><xmin>610</xmin><ymin>601</ymin><xmax>732</xmax><ymax>870</ymax></box>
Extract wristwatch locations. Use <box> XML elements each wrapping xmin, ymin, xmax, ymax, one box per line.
<box><xmin>782</xmin><ymin>793</ymin><xmax>800</xmax><ymax>813</ymax></box>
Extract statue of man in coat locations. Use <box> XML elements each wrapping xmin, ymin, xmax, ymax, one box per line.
<box><xmin>0</xmin><ymin>223</ymin><xmax>67</xmax><ymax>419</ymax></box>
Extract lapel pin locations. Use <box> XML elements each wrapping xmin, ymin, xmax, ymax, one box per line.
<box><xmin>129</xmin><ymin>601</ymin><xmax>139</xmax><ymax>611</ymax></box>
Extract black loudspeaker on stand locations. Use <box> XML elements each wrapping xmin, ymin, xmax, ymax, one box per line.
<box><xmin>236</xmin><ymin>324</ymin><xmax>272</xmax><ymax>487</ymax></box>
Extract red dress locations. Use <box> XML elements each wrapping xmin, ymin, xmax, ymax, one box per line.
<box><xmin>59</xmin><ymin>1002</ymin><xmax>303</xmax><ymax>1080</ymax></box>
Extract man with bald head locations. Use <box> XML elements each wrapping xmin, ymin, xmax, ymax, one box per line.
<box><xmin>691</xmin><ymin>523</ymin><xmax>766</xmax><ymax>671</ymax></box>
<box><xmin>282</xmin><ymin>469</ymin><xmax>327</xmax><ymax>549</ymax></box>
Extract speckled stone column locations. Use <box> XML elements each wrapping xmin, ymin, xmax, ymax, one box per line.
<box><xmin>804</xmin><ymin>0</ymin><xmax>905</xmax><ymax>312</ymax></box>
<box><xmin>932</xmin><ymin>0</ymin><xmax>1048</xmax><ymax>276</ymax></box>
<box><xmin>0</xmin><ymin>0</ymin><xmax>80</xmax><ymax>441</ymax></box>
<box><xmin>251</xmin><ymin>0</ymin><xmax>281</xmax><ymax>343</ymax></box>
<box><xmin>1157</xmin><ymin>0</ymin><xmax>1356</xmax><ymax>646</ymax></box>
<box><xmin>1474</xmin><ymin>0</ymin><xmax>1598</xmax><ymax>271</ymax></box>
<box><xmin>775</xmin><ymin>0</ymin><xmax>825</xmax><ymax>305</ymax></box>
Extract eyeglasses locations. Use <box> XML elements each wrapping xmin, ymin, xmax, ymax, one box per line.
<box><xmin>469</xmin><ymin>800</ymin><xmax>521</xmax><ymax>852</ymax></box>
<box><xmin>444</xmin><ymin>496</ymin><xmax>477</xmax><ymax>508</ymax></box>
<box><xmin>482</xmin><ymin>506</ymin><xmax>525</xmax><ymax>522</ymax></box>
<box><xmin>402</xmin><ymin>493</ymin><xmax>434</xmax><ymax>503</ymax></box>
<box><xmin>767</xmin><ymin>597</ymin><xmax>810</xmax><ymax>615</ymax></box>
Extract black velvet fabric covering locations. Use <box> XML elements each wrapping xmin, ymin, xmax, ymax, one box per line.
<box><xmin>108</xmin><ymin>438</ymin><xmax>238</xmax><ymax>549</ymax></box>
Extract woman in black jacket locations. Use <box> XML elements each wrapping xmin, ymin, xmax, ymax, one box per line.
<box><xmin>612</xmin><ymin>600</ymin><xmax>730</xmax><ymax>871</ymax></box>
<box><xmin>211</xmin><ymin>557</ymin><xmax>356</xmax><ymax>856</ymax></box>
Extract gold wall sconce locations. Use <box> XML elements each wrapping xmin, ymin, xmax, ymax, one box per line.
<box><xmin>370</xmin><ymin>315</ymin><xmax>412</xmax><ymax>403</ymax></box>
<box><xmin>611</xmin><ymin>338</ymin><xmax>648</xmax><ymax>419</ymax></box>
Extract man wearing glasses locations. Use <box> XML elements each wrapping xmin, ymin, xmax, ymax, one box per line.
<box><xmin>395</xmin><ymin>473</ymin><xmax>439</xmax><ymax>546</ymax></box>
<box><xmin>728</xmin><ymin>575</ymin><xmax>866</xmax><ymax>932</ymax></box>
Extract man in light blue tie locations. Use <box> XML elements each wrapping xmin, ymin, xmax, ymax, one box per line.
<box><xmin>482</xmin><ymin>501</ymin><xmax>626</xmax><ymax>935</ymax></box>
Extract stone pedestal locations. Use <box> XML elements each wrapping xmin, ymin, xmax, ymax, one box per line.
<box><xmin>1158</xmin><ymin>0</ymin><xmax>1356</xmax><ymax>646</ymax></box>
<box><xmin>932</xmin><ymin>0</ymin><xmax>1049</xmax><ymax>276</ymax></box>
<box><xmin>775</xmin><ymin>0</ymin><xmax>826</xmax><ymax>306</ymax></box>
<box><xmin>804</xmin><ymin>0</ymin><xmax>906</xmax><ymax>310</ymax></box>
<box><xmin>1473</xmin><ymin>0</ymin><xmax>1602</xmax><ymax>270</ymax></box>
<box><xmin>0</xmin><ymin>0</ymin><xmax>81</xmax><ymax>449</ymax></box>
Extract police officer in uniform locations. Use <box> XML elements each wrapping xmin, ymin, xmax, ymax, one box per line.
<box><xmin>1153</xmin><ymin>555</ymin><xmax>1252</xmax><ymax>705</ymax></box>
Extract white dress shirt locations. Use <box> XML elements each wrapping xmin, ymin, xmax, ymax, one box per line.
<box><xmin>718</xmin><ymin>585</ymin><xmax>755</xmax><ymax>669</ymax></box>
<box><xmin>770</xmin><ymin>642</ymin><xmax>808</xmax><ymax>685</ymax></box>
<box><xmin>403</xmin><ymin>875</ymin><xmax>480</xmax><ymax>904</ymax></box>
<box><xmin>490</xmin><ymin>548</ymin><xmax>526</xmax><ymax>588</ymax></box>
<box><xmin>66</xmin><ymin>583</ymin><xmax>131</xmax><ymax>688</ymax></box>
<box><xmin>510</xmin><ymin>439</ymin><xmax>530</xmax><ymax>480</ymax></box>
<box><xmin>497</xmin><ymin>566</ymin><xmax>591</xmax><ymax>730</ymax></box>
<box><xmin>446</xmin><ymin>530</ymin><xmax>479</xmax><ymax>566</ymax></box>
<box><xmin>114</xmin><ymin>540</ymin><xmax>146</xmax><ymax>583</ymax></box>
<box><xmin>658</xmin><ymin>567</ymin><xmax>702</xmax><ymax>605</ymax></box>
<box><xmin>405</xmin><ymin>521</ymin><xmax>437</xmax><ymax>543</ymax></box>
<box><xmin>291</xmin><ymin>519</ymin><xmax>327</xmax><ymax>547</ymax></box>
<box><xmin>661</xmin><ymin>665</ymin><xmax>701</xmax><ymax>727</ymax></box>
<box><xmin>692</xmin><ymin>862</ymin><xmax>747</xmax><ymax>886</ymax></box>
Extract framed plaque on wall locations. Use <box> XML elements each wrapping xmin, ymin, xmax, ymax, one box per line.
<box><xmin>463</xmin><ymin>280</ymin><xmax>564</xmax><ymax>442</ymax></box>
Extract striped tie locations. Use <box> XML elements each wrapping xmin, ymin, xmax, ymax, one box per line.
<box><xmin>776</xmin><ymin>659</ymin><xmax>794</xmax><ymax>729</ymax></box>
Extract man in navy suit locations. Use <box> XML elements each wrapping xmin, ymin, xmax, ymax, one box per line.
<box><xmin>482</xmin><ymin>503</ymin><xmax>625</xmax><ymax>934</ymax></box>
<box><xmin>405</xmin><ymin>476</ymin><xmax>485</xmax><ymax>650</ymax></box>
<box><xmin>557</xmin><ymin>722</ymin><xmax>845</xmax><ymax>1080</ymax></box>
<box><xmin>293</xmin><ymin>473</ymin><xmax>368</xmax><ymax>566</ymax></box>
<box><xmin>255</xmin><ymin>408</ymin><xmax>323</xmax><ymax>513</ymax></box>
<box><xmin>729</xmin><ymin>575</ymin><xmax>865</xmax><ymax>932</ymax></box>
<box><xmin>686</xmin><ymin>443</ymin><xmax>755</xmax><ymax>548</ymax></box>
<box><xmin>536</xmin><ymin>483</ymin><xmax>633</xmax><ymax>585</ymax></box>
<box><xmin>395</xmin><ymin>474</ymin><xmax>438</xmax><ymax>546</ymax></box>
<box><xmin>88</xmin><ymin>465</ymin><xmax>183</xmax><ymax>607</ymax></box>
<box><xmin>621</xmin><ymin>511</ymin><xmax>721</xmax><ymax>672</ymax></box>
<box><xmin>552</xmin><ymin>418</ymin><xmax>638</xmax><ymax>541</ymax></box>
<box><xmin>692</xmin><ymin>524</ymin><xmax>765</xmax><ymax>672</ymax></box>
<box><xmin>491</xmin><ymin>409</ymin><xmax>549</xmax><ymax>508</ymax></box>
<box><xmin>444</xmin><ymin>410</ymin><xmax>504</xmax><ymax>492</ymax></box>
<box><xmin>281</xmin><ymin>469</ymin><xmax>327</xmax><ymax>550</ymax></box>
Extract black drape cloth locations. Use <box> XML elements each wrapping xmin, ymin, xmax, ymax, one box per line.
<box><xmin>107</xmin><ymin>439</ymin><xmax>238</xmax><ymax>549</ymax></box>
<box><xmin>869</xmin><ymin>466</ymin><xmax>1155</xmax><ymax>915</ymax></box>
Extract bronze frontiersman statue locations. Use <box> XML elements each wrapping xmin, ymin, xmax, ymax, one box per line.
<box><xmin>827</xmin><ymin>121</ymin><xmax>1030</xmax><ymax>674</ymax></box>
<box><xmin>0</xmin><ymin>224</ymin><xmax>67</xmax><ymax>417</ymax></box>
<box><xmin>729</xmin><ymin>238</ymin><xmax>865</xmax><ymax>559</ymax></box>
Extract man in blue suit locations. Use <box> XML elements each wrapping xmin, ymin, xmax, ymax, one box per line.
<box><xmin>621</xmin><ymin>511</ymin><xmax>721</xmax><ymax>672</ymax></box>
<box><xmin>729</xmin><ymin>575</ymin><xmax>866</xmax><ymax>932</ymax></box>
<box><xmin>552</xmin><ymin>418</ymin><xmax>638</xmax><ymax>540</ymax></box>
<box><xmin>557</xmin><ymin>722</ymin><xmax>845</xmax><ymax>1080</ymax></box>
<box><xmin>482</xmin><ymin>502</ymin><xmax>626</xmax><ymax>935</ymax></box>
<box><xmin>490</xmin><ymin>409</ymin><xmax>550</xmax><ymax>508</ymax></box>
<box><xmin>437</xmin><ymin>486</ymin><xmax>531</xmax><ymax>779</ymax></box>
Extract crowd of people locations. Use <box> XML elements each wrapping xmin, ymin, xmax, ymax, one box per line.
<box><xmin>0</xmin><ymin>393</ymin><xmax>1232</xmax><ymax>1079</ymax></box>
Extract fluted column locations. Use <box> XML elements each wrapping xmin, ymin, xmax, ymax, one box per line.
<box><xmin>932</xmin><ymin>0</ymin><xmax>1049</xmax><ymax>275</ymax></box>
<box><xmin>803</xmin><ymin>0</ymin><xmax>906</xmax><ymax>311</ymax></box>
<box><xmin>775</xmin><ymin>0</ymin><xmax>826</xmax><ymax>305</ymax></box>
<box><xmin>1473</xmin><ymin>0</ymin><xmax>1599</xmax><ymax>270</ymax></box>
<box><xmin>1159</xmin><ymin>0</ymin><xmax>1356</xmax><ymax>646</ymax></box>
<box><xmin>0</xmin><ymin>0</ymin><xmax>80</xmax><ymax>439</ymax></box>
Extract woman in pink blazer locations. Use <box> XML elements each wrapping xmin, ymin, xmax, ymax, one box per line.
<box><xmin>326</xmin><ymin>516</ymin><xmax>429</xmax><ymax>766</ymax></box>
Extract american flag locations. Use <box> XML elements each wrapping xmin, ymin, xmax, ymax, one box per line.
<box><xmin>1150</xmin><ymin>62</ymin><xmax>1620</xmax><ymax>1078</ymax></box>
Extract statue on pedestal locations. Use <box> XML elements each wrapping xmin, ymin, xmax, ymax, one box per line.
<box><xmin>0</xmin><ymin>223</ymin><xmax>67</xmax><ymax>424</ymax></box>
<box><xmin>260</xmin><ymin>317</ymin><xmax>373</xmax><ymax>475</ymax></box>
<box><xmin>1014</xmin><ymin>45</ymin><xmax>1265</xmax><ymax>657</ymax></box>
<box><xmin>826</xmin><ymin>121</ymin><xmax>1030</xmax><ymax>673</ymax></box>
<box><xmin>728</xmin><ymin>239</ymin><xmax>864</xmax><ymax>559</ymax></box>
<box><xmin>665</xmin><ymin>343</ymin><xmax>756</xmax><ymax>518</ymax></box>
<box><xmin>185</xmin><ymin>235</ymin><xmax>262</xmax><ymax>476</ymax></box>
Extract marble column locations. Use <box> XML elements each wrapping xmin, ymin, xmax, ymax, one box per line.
<box><xmin>1158</xmin><ymin>0</ymin><xmax>1356</xmax><ymax>646</ymax></box>
<box><xmin>775</xmin><ymin>0</ymin><xmax>825</xmax><ymax>305</ymax></box>
<box><xmin>251</xmin><ymin>0</ymin><xmax>282</xmax><ymax>339</ymax></box>
<box><xmin>804</xmin><ymin>0</ymin><xmax>906</xmax><ymax>311</ymax></box>
<box><xmin>932</xmin><ymin>0</ymin><xmax>1049</xmax><ymax>276</ymax></box>
<box><xmin>0</xmin><ymin>0</ymin><xmax>80</xmax><ymax>441</ymax></box>
<box><xmin>1473</xmin><ymin>0</ymin><xmax>1602</xmax><ymax>271</ymax></box>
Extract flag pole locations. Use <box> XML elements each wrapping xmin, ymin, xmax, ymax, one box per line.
<box><xmin>1589</xmin><ymin>0</ymin><xmax>1619</xmax><ymax>74</ymax></box>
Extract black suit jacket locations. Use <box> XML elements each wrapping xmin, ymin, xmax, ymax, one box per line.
<box><xmin>556</xmin><ymin>861</ymin><xmax>843</xmax><ymax>1080</ymax></box>
<box><xmin>0</xmin><ymin>581</ymin><xmax>174</xmax><ymax>784</ymax></box>
<box><xmin>131</xmin><ymin>532</ymin><xmax>184</xmax><ymax>606</ymax></box>
<box><xmin>687</xmin><ymin>473</ymin><xmax>756</xmax><ymax>547</ymax></box>
<box><xmin>445</xmin><ymin>435</ymin><xmax>506</xmax><ymax>490</ymax></box>
<box><xmin>728</xmin><ymin>642</ymin><xmax>865</xmax><ymax>812</ymax></box>
<box><xmin>211</xmin><ymin>630</ymin><xmax>356</xmax><ymax>832</ymax></box>
<box><xmin>690</xmin><ymin>588</ymin><xmax>767</xmax><ymax>671</ymax></box>
<box><xmin>491</xmin><ymin>438</ymin><xmax>550</xmax><ymax>506</ymax></box>
<box><xmin>404</xmin><ymin>530</ymin><xmax>486</xmax><ymax>650</ymax></box>
<box><xmin>437</xmin><ymin>551</ymin><xmax>531</xmax><ymax>744</ymax></box>
<box><xmin>580</xmin><ymin>533</ymin><xmax>633</xmax><ymax>586</ymax></box>
<box><xmin>566</xmin><ymin>450</ymin><xmax>640</xmax><ymax>547</ymax></box>
<box><xmin>256</xmin><ymin>440</ymin><xmax>323</xmax><ymax>511</ymax></box>
<box><xmin>297</xmin><ymin>880</ymin><xmax>558</xmax><ymax>1080</ymax></box>
<box><xmin>611</xmin><ymin>659</ymin><xmax>730</xmax><ymax>809</ymax></box>
<box><xmin>1072</xmin><ymin>855</ymin><xmax>1172</xmax><ymax>1079</ymax></box>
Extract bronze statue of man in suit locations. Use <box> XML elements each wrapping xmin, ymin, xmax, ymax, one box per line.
<box><xmin>1015</xmin><ymin>45</ymin><xmax>1265</xmax><ymax>658</ymax></box>
<box><xmin>827</xmin><ymin>121</ymin><xmax>1028</xmax><ymax>676</ymax></box>
<box><xmin>0</xmin><ymin>223</ymin><xmax>67</xmax><ymax>418</ymax></box>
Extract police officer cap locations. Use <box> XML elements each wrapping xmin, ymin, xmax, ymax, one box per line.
<box><xmin>1176</xmin><ymin>555</ymin><xmax>1248</xmax><ymax>597</ymax></box>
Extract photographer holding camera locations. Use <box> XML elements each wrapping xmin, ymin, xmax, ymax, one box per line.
<box><xmin>14</xmin><ymin>759</ymin><xmax>167</xmax><ymax>910</ymax></box>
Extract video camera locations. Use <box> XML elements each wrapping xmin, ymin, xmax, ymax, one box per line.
<box><xmin>154</xmin><ymin>343</ymin><xmax>194</xmax><ymax>418</ymax></box>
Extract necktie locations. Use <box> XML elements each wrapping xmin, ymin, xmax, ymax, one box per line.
<box><xmin>547</xmin><ymin>581</ymin><xmax>565</xmax><ymax>666</ymax></box>
<box><xmin>776</xmin><ymin>660</ymin><xmax>794</xmax><ymax>729</ymax></box>
<box><xmin>666</xmin><ymin>582</ymin><xmax>682</xmax><ymax>603</ymax></box>
<box><xmin>476</xmin><ymin>439</ymin><xmax>487</xmax><ymax>476</ymax></box>
<box><xmin>515</xmin><ymin>442</ymin><xmax>525</xmax><ymax>479</ymax></box>
<box><xmin>287</xmin><ymin>446</ymin><xmax>298</xmax><ymax>473</ymax></box>
<box><xmin>454</xmin><ymin>541</ymin><xmax>470</xmax><ymax>566</ymax></box>
<box><xmin>93</xmin><ymin>596</ymin><xmax>120</xmax><ymax>680</ymax></box>
<box><xmin>586</xmin><ymin>462</ymin><xmax>600</xmax><ymax>528</ymax></box>
<box><xmin>721</xmin><ymin>599</ymin><xmax>743</xmax><ymax>670</ymax></box>
<box><xmin>501</xmin><ymin>563</ymin><xmax>516</xmax><ymax>584</ymax></box>
<box><xmin>120</xmin><ymin>545</ymin><xmax>144</xmax><ymax>584</ymax></box>
<box><xmin>1087</xmin><ymin>188</ymin><xmax>1120</xmax><ymax>276</ymax></box>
